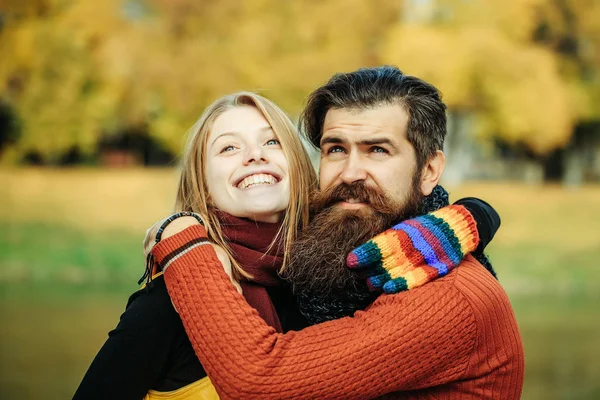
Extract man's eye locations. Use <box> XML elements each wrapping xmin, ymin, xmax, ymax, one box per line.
<box><xmin>266</xmin><ymin>139</ymin><xmax>280</xmax><ymax>146</ymax></box>
<box><xmin>326</xmin><ymin>146</ymin><xmax>345</xmax><ymax>154</ymax></box>
<box><xmin>371</xmin><ymin>146</ymin><xmax>389</xmax><ymax>154</ymax></box>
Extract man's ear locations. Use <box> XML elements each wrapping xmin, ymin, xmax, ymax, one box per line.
<box><xmin>420</xmin><ymin>150</ymin><xmax>445</xmax><ymax>196</ymax></box>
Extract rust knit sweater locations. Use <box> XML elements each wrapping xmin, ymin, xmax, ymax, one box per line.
<box><xmin>153</xmin><ymin>226</ymin><xmax>524</xmax><ymax>399</ymax></box>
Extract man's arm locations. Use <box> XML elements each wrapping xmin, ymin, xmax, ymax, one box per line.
<box><xmin>155</xmin><ymin>226</ymin><xmax>477</xmax><ymax>399</ymax></box>
<box><xmin>453</xmin><ymin>197</ymin><xmax>500</xmax><ymax>256</ymax></box>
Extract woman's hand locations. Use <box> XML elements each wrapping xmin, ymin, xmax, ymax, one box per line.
<box><xmin>161</xmin><ymin>216</ymin><xmax>202</xmax><ymax>239</ymax></box>
<box><xmin>144</xmin><ymin>216</ymin><xmax>242</xmax><ymax>294</ymax></box>
<box><xmin>143</xmin><ymin>217</ymin><xmax>201</xmax><ymax>259</ymax></box>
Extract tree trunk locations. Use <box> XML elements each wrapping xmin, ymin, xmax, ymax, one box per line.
<box><xmin>562</xmin><ymin>143</ymin><xmax>585</xmax><ymax>187</ymax></box>
<box><xmin>443</xmin><ymin>110</ymin><xmax>474</xmax><ymax>185</ymax></box>
<box><xmin>562</xmin><ymin>128</ymin><xmax>596</xmax><ymax>187</ymax></box>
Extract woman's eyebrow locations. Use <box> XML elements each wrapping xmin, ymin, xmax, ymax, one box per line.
<box><xmin>210</xmin><ymin>132</ymin><xmax>238</xmax><ymax>147</ymax></box>
<box><xmin>211</xmin><ymin>126</ymin><xmax>273</xmax><ymax>147</ymax></box>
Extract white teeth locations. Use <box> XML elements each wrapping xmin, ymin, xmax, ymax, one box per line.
<box><xmin>346</xmin><ymin>198</ymin><xmax>361</xmax><ymax>203</ymax></box>
<box><xmin>238</xmin><ymin>174</ymin><xmax>278</xmax><ymax>190</ymax></box>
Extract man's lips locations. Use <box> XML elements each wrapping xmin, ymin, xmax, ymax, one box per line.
<box><xmin>335</xmin><ymin>199</ymin><xmax>369</xmax><ymax>209</ymax></box>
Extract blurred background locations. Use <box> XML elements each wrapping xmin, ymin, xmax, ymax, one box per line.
<box><xmin>0</xmin><ymin>0</ymin><xmax>599</xmax><ymax>399</ymax></box>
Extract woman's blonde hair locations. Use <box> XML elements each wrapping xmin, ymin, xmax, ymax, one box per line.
<box><xmin>175</xmin><ymin>92</ymin><xmax>317</xmax><ymax>280</ymax></box>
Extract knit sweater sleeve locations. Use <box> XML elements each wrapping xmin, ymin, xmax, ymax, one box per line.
<box><xmin>154</xmin><ymin>226</ymin><xmax>477</xmax><ymax>399</ymax></box>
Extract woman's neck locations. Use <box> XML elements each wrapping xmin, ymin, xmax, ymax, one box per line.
<box><xmin>249</xmin><ymin>211</ymin><xmax>283</xmax><ymax>224</ymax></box>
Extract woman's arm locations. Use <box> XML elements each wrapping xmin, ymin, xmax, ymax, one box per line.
<box><xmin>154</xmin><ymin>204</ymin><xmax>481</xmax><ymax>399</ymax></box>
<box><xmin>144</xmin><ymin>217</ymin><xmax>242</xmax><ymax>294</ymax></box>
<box><xmin>73</xmin><ymin>280</ymin><xmax>181</xmax><ymax>400</ymax></box>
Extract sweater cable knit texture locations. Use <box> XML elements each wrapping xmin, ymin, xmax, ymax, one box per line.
<box><xmin>152</xmin><ymin>226</ymin><xmax>524</xmax><ymax>399</ymax></box>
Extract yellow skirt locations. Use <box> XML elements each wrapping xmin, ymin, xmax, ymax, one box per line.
<box><xmin>144</xmin><ymin>376</ymin><xmax>219</xmax><ymax>400</ymax></box>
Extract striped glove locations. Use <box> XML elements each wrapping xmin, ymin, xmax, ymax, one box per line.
<box><xmin>346</xmin><ymin>205</ymin><xmax>479</xmax><ymax>294</ymax></box>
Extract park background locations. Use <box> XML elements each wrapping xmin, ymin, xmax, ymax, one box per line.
<box><xmin>1</xmin><ymin>0</ymin><xmax>599</xmax><ymax>399</ymax></box>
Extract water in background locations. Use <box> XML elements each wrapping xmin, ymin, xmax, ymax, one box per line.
<box><xmin>1</xmin><ymin>283</ymin><xmax>599</xmax><ymax>400</ymax></box>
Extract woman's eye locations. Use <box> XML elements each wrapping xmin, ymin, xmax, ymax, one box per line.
<box><xmin>220</xmin><ymin>145</ymin><xmax>236</xmax><ymax>153</ymax></box>
<box><xmin>266</xmin><ymin>139</ymin><xmax>280</xmax><ymax>146</ymax></box>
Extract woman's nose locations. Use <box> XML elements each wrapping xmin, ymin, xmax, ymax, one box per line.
<box><xmin>243</xmin><ymin>144</ymin><xmax>268</xmax><ymax>165</ymax></box>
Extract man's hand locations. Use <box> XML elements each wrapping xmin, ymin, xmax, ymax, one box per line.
<box><xmin>346</xmin><ymin>204</ymin><xmax>479</xmax><ymax>294</ymax></box>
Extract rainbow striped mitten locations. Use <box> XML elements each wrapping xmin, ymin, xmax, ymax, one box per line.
<box><xmin>346</xmin><ymin>205</ymin><xmax>480</xmax><ymax>294</ymax></box>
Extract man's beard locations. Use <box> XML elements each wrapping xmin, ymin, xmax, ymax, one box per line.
<box><xmin>282</xmin><ymin>176</ymin><xmax>422</xmax><ymax>325</ymax></box>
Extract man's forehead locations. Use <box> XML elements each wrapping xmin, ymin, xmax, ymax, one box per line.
<box><xmin>321</xmin><ymin>104</ymin><xmax>409</xmax><ymax>143</ymax></box>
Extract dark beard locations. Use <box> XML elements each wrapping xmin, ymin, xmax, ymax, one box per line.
<box><xmin>282</xmin><ymin>178</ymin><xmax>422</xmax><ymax>325</ymax></box>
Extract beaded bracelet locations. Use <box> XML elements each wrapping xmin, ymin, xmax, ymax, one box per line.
<box><xmin>154</xmin><ymin>211</ymin><xmax>204</xmax><ymax>244</ymax></box>
<box><xmin>138</xmin><ymin>212</ymin><xmax>204</xmax><ymax>285</ymax></box>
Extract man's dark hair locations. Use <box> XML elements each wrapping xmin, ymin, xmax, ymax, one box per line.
<box><xmin>300</xmin><ymin>65</ymin><xmax>447</xmax><ymax>169</ymax></box>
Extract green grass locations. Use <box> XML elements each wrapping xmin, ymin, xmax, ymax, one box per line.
<box><xmin>0</xmin><ymin>284</ymin><xmax>135</xmax><ymax>400</ymax></box>
<box><xmin>0</xmin><ymin>222</ymin><xmax>144</xmax><ymax>283</ymax></box>
<box><xmin>511</xmin><ymin>294</ymin><xmax>600</xmax><ymax>400</ymax></box>
<box><xmin>487</xmin><ymin>242</ymin><xmax>600</xmax><ymax>295</ymax></box>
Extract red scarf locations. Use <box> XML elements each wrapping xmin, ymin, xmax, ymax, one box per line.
<box><xmin>215</xmin><ymin>210</ymin><xmax>284</xmax><ymax>332</ymax></box>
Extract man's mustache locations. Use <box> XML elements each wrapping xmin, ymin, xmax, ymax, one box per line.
<box><xmin>311</xmin><ymin>181</ymin><xmax>397</xmax><ymax>214</ymax></box>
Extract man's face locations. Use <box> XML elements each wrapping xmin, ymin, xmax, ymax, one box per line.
<box><xmin>318</xmin><ymin>104</ymin><xmax>420</xmax><ymax>212</ymax></box>
<box><xmin>283</xmin><ymin>104</ymin><xmax>426</xmax><ymax>325</ymax></box>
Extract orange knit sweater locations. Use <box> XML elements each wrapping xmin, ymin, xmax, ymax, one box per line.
<box><xmin>153</xmin><ymin>226</ymin><xmax>524</xmax><ymax>399</ymax></box>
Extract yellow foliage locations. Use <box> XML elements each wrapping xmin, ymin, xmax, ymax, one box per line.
<box><xmin>438</xmin><ymin>0</ymin><xmax>546</xmax><ymax>41</ymax></box>
<box><xmin>0</xmin><ymin>0</ymin><xmax>596</xmax><ymax>161</ymax></box>
<box><xmin>382</xmin><ymin>1</ymin><xmax>578</xmax><ymax>154</ymax></box>
<box><xmin>381</xmin><ymin>25</ymin><xmax>475</xmax><ymax>108</ymax></box>
<box><xmin>471</xmin><ymin>30</ymin><xmax>574</xmax><ymax>152</ymax></box>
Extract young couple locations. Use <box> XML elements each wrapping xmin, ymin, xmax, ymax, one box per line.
<box><xmin>74</xmin><ymin>66</ymin><xmax>524</xmax><ymax>399</ymax></box>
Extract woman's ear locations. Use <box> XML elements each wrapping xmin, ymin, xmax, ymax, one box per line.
<box><xmin>420</xmin><ymin>150</ymin><xmax>446</xmax><ymax>196</ymax></box>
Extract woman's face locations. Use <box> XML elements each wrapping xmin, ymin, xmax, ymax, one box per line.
<box><xmin>204</xmin><ymin>106</ymin><xmax>290</xmax><ymax>223</ymax></box>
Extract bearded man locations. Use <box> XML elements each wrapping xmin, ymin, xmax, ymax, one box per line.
<box><xmin>150</xmin><ymin>66</ymin><xmax>525</xmax><ymax>399</ymax></box>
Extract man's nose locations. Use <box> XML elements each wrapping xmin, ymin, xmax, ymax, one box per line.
<box><xmin>339</xmin><ymin>154</ymin><xmax>367</xmax><ymax>184</ymax></box>
<box><xmin>243</xmin><ymin>144</ymin><xmax>268</xmax><ymax>165</ymax></box>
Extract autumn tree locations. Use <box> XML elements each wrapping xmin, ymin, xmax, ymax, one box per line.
<box><xmin>533</xmin><ymin>0</ymin><xmax>600</xmax><ymax>183</ymax></box>
<box><xmin>1</xmin><ymin>0</ymin><xmax>404</xmax><ymax>162</ymax></box>
<box><xmin>0</xmin><ymin>99</ymin><xmax>20</xmax><ymax>154</ymax></box>
<box><xmin>1</xmin><ymin>0</ymin><xmax>597</xmax><ymax>180</ymax></box>
<box><xmin>379</xmin><ymin>0</ymin><xmax>575</xmax><ymax>182</ymax></box>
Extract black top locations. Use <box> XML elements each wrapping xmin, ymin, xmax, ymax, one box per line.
<box><xmin>73</xmin><ymin>276</ymin><xmax>307</xmax><ymax>400</ymax></box>
<box><xmin>454</xmin><ymin>197</ymin><xmax>501</xmax><ymax>255</ymax></box>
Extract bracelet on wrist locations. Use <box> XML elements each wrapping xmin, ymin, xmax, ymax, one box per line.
<box><xmin>154</xmin><ymin>212</ymin><xmax>204</xmax><ymax>244</ymax></box>
<box><xmin>138</xmin><ymin>212</ymin><xmax>204</xmax><ymax>285</ymax></box>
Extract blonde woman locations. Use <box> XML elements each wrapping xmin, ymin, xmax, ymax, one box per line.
<box><xmin>74</xmin><ymin>92</ymin><xmax>317</xmax><ymax>399</ymax></box>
